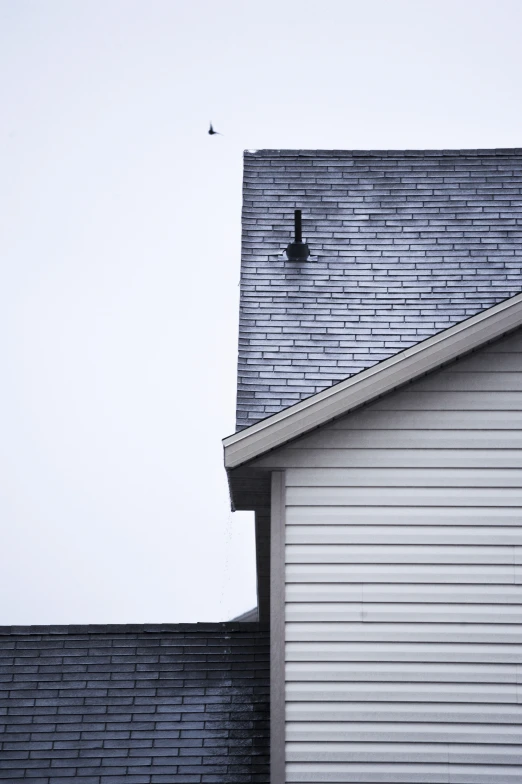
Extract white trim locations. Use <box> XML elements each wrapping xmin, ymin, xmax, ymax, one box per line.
<box><xmin>270</xmin><ymin>472</ymin><xmax>286</xmax><ymax>784</ymax></box>
<box><xmin>224</xmin><ymin>292</ymin><xmax>522</xmax><ymax>468</ymax></box>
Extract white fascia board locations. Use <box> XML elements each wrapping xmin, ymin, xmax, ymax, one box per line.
<box><xmin>223</xmin><ymin>292</ymin><xmax>522</xmax><ymax>469</ymax></box>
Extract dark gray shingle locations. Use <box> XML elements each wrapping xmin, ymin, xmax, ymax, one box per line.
<box><xmin>236</xmin><ymin>148</ymin><xmax>522</xmax><ymax>430</ymax></box>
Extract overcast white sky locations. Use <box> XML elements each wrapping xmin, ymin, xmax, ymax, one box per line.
<box><xmin>1</xmin><ymin>0</ymin><xmax>522</xmax><ymax>624</ymax></box>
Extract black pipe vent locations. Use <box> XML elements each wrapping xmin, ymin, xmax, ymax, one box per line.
<box><xmin>286</xmin><ymin>209</ymin><xmax>310</xmax><ymax>261</ymax></box>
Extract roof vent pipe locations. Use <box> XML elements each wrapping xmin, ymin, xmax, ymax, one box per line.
<box><xmin>286</xmin><ymin>209</ymin><xmax>310</xmax><ymax>261</ymax></box>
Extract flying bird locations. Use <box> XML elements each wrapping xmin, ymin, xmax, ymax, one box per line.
<box><xmin>208</xmin><ymin>122</ymin><xmax>222</xmax><ymax>136</ymax></box>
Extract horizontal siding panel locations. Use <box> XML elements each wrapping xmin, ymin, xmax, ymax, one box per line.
<box><xmin>287</xmin><ymin>525</ymin><xmax>522</xmax><ymax>546</ymax></box>
<box><xmin>285</xmin><ymin>603</ymin><xmax>522</xmax><ymax>624</ymax></box>
<box><xmin>286</xmin><ymin>722</ymin><xmax>522</xmax><ymax>743</ymax></box>
<box><xmin>373</xmin><ymin>390</ymin><xmax>522</xmax><ymax>411</ymax></box>
<box><xmin>286</xmin><ymin>681</ymin><xmax>517</xmax><ymax>703</ymax></box>
<box><xmin>287</xmin><ymin>564</ymin><xmax>515</xmax><ymax>583</ymax></box>
<box><xmin>286</xmin><ymin>662</ymin><xmax>518</xmax><ymax>683</ymax></box>
<box><xmin>287</xmin><ymin>584</ymin><xmax>362</xmax><ymax>602</ymax></box>
<box><xmin>287</xmin><ymin>429</ymin><xmax>522</xmax><ymax>450</ymax></box>
<box><xmin>326</xmin><ymin>410</ymin><xmax>522</xmax><ymax>431</ymax></box>
<box><xmin>286</xmin><ymin>742</ymin><xmax>522</xmax><ymax>764</ymax></box>
<box><xmin>286</xmin><ymin>702</ymin><xmax>522</xmax><ymax>723</ymax></box>
<box><xmin>286</xmin><ymin>622</ymin><xmax>522</xmax><ymax>643</ymax></box>
<box><xmin>286</xmin><ymin>584</ymin><xmax>522</xmax><ymax>604</ymax></box>
<box><xmin>286</xmin><ymin>762</ymin><xmax>522</xmax><ymax>783</ymax></box>
<box><xmin>286</xmin><ymin>486</ymin><xmax>522</xmax><ymax>506</ymax></box>
<box><xmin>482</xmin><ymin>333</ymin><xmax>522</xmax><ymax>352</ymax></box>
<box><xmin>286</xmin><ymin>544</ymin><xmax>516</xmax><ymax>565</ymax></box>
<box><xmin>286</xmin><ymin>467</ymin><xmax>522</xmax><ymax>488</ymax></box>
<box><xmin>363</xmin><ymin>604</ymin><xmax>522</xmax><ymax>624</ymax></box>
<box><xmin>285</xmin><ymin>642</ymin><xmax>522</xmax><ymax>664</ymax></box>
<box><xmin>257</xmin><ymin>448</ymin><xmax>522</xmax><ymax>469</ymax></box>
<box><xmin>287</xmin><ymin>603</ymin><xmax>362</xmax><ymax>622</ymax></box>
<box><xmin>286</xmin><ymin>603</ymin><xmax>361</xmax><ymax>622</ymax></box>
<box><xmin>286</xmin><ymin>506</ymin><xmax>522</xmax><ymax>526</ymax></box>
<box><xmin>449</xmin><ymin>351</ymin><xmax>522</xmax><ymax>372</ymax></box>
<box><xmin>412</xmin><ymin>370</ymin><xmax>522</xmax><ymax>392</ymax></box>
<box><xmin>450</xmin><ymin>766</ymin><xmax>522</xmax><ymax>784</ymax></box>
<box><xmin>287</xmin><ymin>762</ymin><xmax>448</xmax><ymax>783</ymax></box>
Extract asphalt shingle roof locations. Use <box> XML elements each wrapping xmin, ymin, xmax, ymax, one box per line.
<box><xmin>236</xmin><ymin>148</ymin><xmax>522</xmax><ymax>430</ymax></box>
<box><xmin>0</xmin><ymin>623</ymin><xmax>269</xmax><ymax>783</ymax></box>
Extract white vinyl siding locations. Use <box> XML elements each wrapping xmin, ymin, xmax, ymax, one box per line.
<box><xmin>257</xmin><ymin>327</ymin><xmax>522</xmax><ymax>784</ymax></box>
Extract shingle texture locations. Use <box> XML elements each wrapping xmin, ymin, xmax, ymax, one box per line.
<box><xmin>0</xmin><ymin>623</ymin><xmax>269</xmax><ymax>783</ymax></box>
<box><xmin>236</xmin><ymin>148</ymin><xmax>522</xmax><ymax>430</ymax></box>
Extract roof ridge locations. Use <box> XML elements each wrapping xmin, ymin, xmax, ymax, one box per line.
<box><xmin>0</xmin><ymin>621</ymin><xmax>269</xmax><ymax>635</ymax></box>
<box><xmin>245</xmin><ymin>147</ymin><xmax>522</xmax><ymax>156</ymax></box>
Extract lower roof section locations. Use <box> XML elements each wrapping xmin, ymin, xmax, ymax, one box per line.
<box><xmin>0</xmin><ymin>622</ymin><xmax>270</xmax><ymax>783</ymax></box>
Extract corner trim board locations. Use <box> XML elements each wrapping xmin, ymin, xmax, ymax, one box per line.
<box><xmin>270</xmin><ymin>471</ymin><xmax>285</xmax><ymax>784</ymax></box>
<box><xmin>223</xmin><ymin>291</ymin><xmax>522</xmax><ymax>468</ymax></box>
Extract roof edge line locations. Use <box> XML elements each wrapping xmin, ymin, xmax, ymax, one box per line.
<box><xmin>224</xmin><ymin>292</ymin><xmax>522</xmax><ymax>468</ymax></box>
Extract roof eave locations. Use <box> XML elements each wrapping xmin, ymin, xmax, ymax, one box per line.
<box><xmin>224</xmin><ymin>291</ymin><xmax>522</xmax><ymax>469</ymax></box>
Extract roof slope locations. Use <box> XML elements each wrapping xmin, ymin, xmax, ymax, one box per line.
<box><xmin>232</xmin><ymin>606</ymin><xmax>259</xmax><ymax>621</ymax></box>
<box><xmin>237</xmin><ymin>148</ymin><xmax>522</xmax><ymax>431</ymax></box>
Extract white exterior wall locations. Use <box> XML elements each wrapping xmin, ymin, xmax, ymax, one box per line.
<box><xmin>256</xmin><ymin>328</ymin><xmax>522</xmax><ymax>784</ymax></box>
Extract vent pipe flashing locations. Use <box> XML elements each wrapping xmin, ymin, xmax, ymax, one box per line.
<box><xmin>285</xmin><ymin>209</ymin><xmax>310</xmax><ymax>261</ymax></box>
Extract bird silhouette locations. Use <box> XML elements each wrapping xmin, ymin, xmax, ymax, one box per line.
<box><xmin>208</xmin><ymin>122</ymin><xmax>222</xmax><ymax>136</ymax></box>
